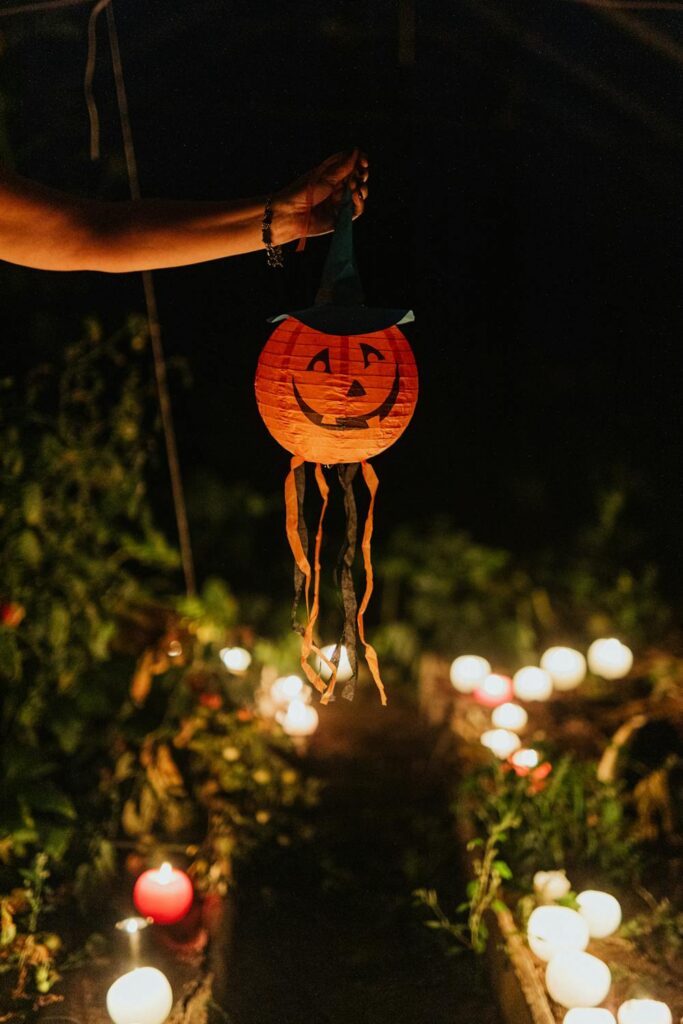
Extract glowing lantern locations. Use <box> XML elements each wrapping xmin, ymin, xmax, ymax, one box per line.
<box><xmin>316</xmin><ymin>644</ymin><xmax>354</xmax><ymax>683</ymax></box>
<box><xmin>545</xmin><ymin>951</ymin><xmax>611</xmax><ymax>1009</ymax></box>
<box><xmin>271</xmin><ymin>674</ymin><xmax>305</xmax><ymax>706</ymax></box>
<box><xmin>534</xmin><ymin>870</ymin><xmax>571</xmax><ymax>904</ymax></box>
<box><xmin>513</xmin><ymin>666</ymin><xmax>553</xmax><ymax>702</ymax></box>
<box><xmin>474</xmin><ymin>673</ymin><xmax>513</xmax><ymax>707</ymax></box>
<box><xmin>576</xmin><ymin>890</ymin><xmax>622</xmax><ymax>939</ymax></box>
<box><xmin>527</xmin><ymin>906</ymin><xmax>589</xmax><ymax>961</ymax></box>
<box><xmin>480</xmin><ymin>728</ymin><xmax>521</xmax><ymax>760</ymax></box>
<box><xmin>587</xmin><ymin>638</ymin><xmax>633</xmax><ymax>680</ymax></box>
<box><xmin>617</xmin><ymin>1001</ymin><xmax>672</xmax><ymax>1024</ymax></box>
<box><xmin>255</xmin><ymin>187</ymin><xmax>418</xmax><ymax>706</ymax></box>
<box><xmin>133</xmin><ymin>862</ymin><xmax>193</xmax><ymax>925</ymax></box>
<box><xmin>281</xmin><ymin>698</ymin><xmax>319</xmax><ymax>737</ymax></box>
<box><xmin>492</xmin><ymin>702</ymin><xmax>528</xmax><ymax>732</ymax></box>
<box><xmin>220</xmin><ymin>646</ymin><xmax>252</xmax><ymax>673</ymax></box>
<box><xmin>540</xmin><ymin>647</ymin><xmax>586</xmax><ymax>691</ymax></box>
<box><xmin>565</xmin><ymin>1011</ymin><xmax>616</xmax><ymax>1024</ymax></box>
<box><xmin>449</xmin><ymin>655</ymin><xmax>491</xmax><ymax>694</ymax></box>
<box><xmin>106</xmin><ymin>966</ymin><xmax>173</xmax><ymax>1024</ymax></box>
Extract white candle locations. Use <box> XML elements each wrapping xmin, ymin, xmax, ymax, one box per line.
<box><xmin>527</xmin><ymin>906</ymin><xmax>589</xmax><ymax>961</ymax></box>
<box><xmin>271</xmin><ymin>674</ymin><xmax>304</xmax><ymax>706</ymax></box>
<box><xmin>587</xmin><ymin>638</ymin><xmax>633</xmax><ymax>680</ymax></box>
<box><xmin>280</xmin><ymin>698</ymin><xmax>319</xmax><ymax>737</ymax></box>
<box><xmin>106</xmin><ymin>966</ymin><xmax>173</xmax><ymax>1024</ymax></box>
<box><xmin>513</xmin><ymin>666</ymin><xmax>554</xmax><ymax>702</ymax></box>
<box><xmin>618</xmin><ymin>1000</ymin><xmax>673</xmax><ymax>1024</ymax></box>
<box><xmin>545</xmin><ymin>951</ymin><xmax>611</xmax><ymax>1009</ymax></box>
<box><xmin>510</xmin><ymin>748</ymin><xmax>540</xmax><ymax>772</ymax></box>
<box><xmin>219</xmin><ymin>646</ymin><xmax>252</xmax><ymax>673</ymax></box>
<box><xmin>316</xmin><ymin>644</ymin><xmax>353</xmax><ymax>682</ymax></box>
<box><xmin>564</xmin><ymin>1011</ymin><xmax>616</xmax><ymax>1024</ymax></box>
<box><xmin>449</xmin><ymin>655</ymin><xmax>491</xmax><ymax>694</ymax></box>
<box><xmin>540</xmin><ymin>647</ymin><xmax>586</xmax><ymax>691</ymax></box>
<box><xmin>491</xmin><ymin>702</ymin><xmax>528</xmax><ymax>732</ymax></box>
<box><xmin>533</xmin><ymin>870</ymin><xmax>571</xmax><ymax>904</ymax></box>
<box><xmin>480</xmin><ymin>728</ymin><xmax>521</xmax><ymax>760</ymax></box>
<box><xmin>577</xmin><ymin>890</ymin><xmax>622</xmax><ymax>939</ymax></box>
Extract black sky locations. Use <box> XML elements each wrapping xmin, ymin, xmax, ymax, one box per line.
<box><xmin>3</xmin><ymin>0</ymin><xmax>683</xmax><ymax>592</ymax></box>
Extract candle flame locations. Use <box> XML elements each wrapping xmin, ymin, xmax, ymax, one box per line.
<box><xmin>157</xmin><ymin>862</ymin><xmax>173</xmax><ymax>885</ymax></box>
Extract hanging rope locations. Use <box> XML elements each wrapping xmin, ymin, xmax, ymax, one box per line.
<box><xmin>84</xmin><ymin>0</ymin><xmax>110</xmax><ymax>160</ymax></box>
<box><xmin>105</xmin><ymin>1</ymin><xmax>197</xmax><ymax>595</ymax></box>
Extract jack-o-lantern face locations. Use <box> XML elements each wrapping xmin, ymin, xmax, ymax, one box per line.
<box><xmin>255</xmin><ymin>318</ymin><xmax>418</xmax><ymax>464</ymax></box>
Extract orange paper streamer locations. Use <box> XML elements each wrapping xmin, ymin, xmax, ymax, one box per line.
<box><xmin>358</xmin><ymin>460</ymin><xmax>386</xmax><ymax>705</ymax></box>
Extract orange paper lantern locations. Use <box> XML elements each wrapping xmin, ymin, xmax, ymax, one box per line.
<box><xmin>255</xmin><ymin>186</ymin><xmax>418</xmax><ymax>705</ymax></box>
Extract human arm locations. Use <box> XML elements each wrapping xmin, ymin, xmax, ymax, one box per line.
<box><xmin>0</xmin><ymin>149</ymin><xmax>368</xmax><ymax>273</ymax></box>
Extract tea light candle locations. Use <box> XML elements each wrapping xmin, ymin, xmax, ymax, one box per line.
<box><xmin>474</xmin><ymin>673</ymin><xmax>513</xmax><ymax>707</ymax></box>
<box><xmin>540</xmin><ymin>647</ymin><xmax>586</xmax><ymax>691</ymax></box>
<box><xmin>513</xmin><ymin>666</ymin><xmax>554</xmax><ymax>702</ymax></box>
<box><xmin>565</xmin><ymin>1010</ymin><xmax>616</xmax><ymax>1024</ymax></box>
<box><xmin>617</xmin><ymin>1001</ymin><xmax>672</xmax><ymax>1024</ymax></box>
<box><xmin>527</xmin><ymin>906</ymin><xmax>589</xmax><ymax>961</ymax></box>
<box><xmin>510</xmin><ymin>748</ymin><xmax>540</xmax><ymax>774</ymax></box>
<box><xmin>491</xmin><ymin>702</ymin><xmax>528</xmax><ymax>732</ymax></box>
<box><xmin>587</xmin><ymin>639</ymin><xmax>633</xmax><ymax>680</ymax></box>
<box><xmin>219</xmin><ymin>646</ymin><xmax>252</xmax><ymax>673</ymax></box>
<box><xmin>106</xmin><ymin>966</ymin><xmax>173</xmax><ymax>1024</ymax></box>
<box><xmin>577</xmin><ymin>890</ymin><xmax>622</xmax><ymax>939</ymax></box>
<box><xmin>449</xmin><ymin>655</ymin><xmax>491</xmax><ymax>694</ymax></box>
<box><xmin>317</xmin><ymin>644</ymin><xmax>353</xmax><ymax>682</ymax></box>
<box><xmin>545</xmin><ymin>951</ymin><xmax>611</xmax><ymax>1009</ymax></box>
<box><xmin>271</xmin><ymin>674</ymin><xmax>304</xmax><ymax>706</ymax></box>
<box><xmin>280</xmin><ymin>698</ymin><xmax>319</xmax><ymax>737</ymax></box>
<box><xmin>534</xmin><ymin>870</ymin><xmax>572</xmax><ymax>904</ymax></box>
<box><xmin>133</xmin><ymin>862</ymin><xmax>193</xmax><ymax>925</ymax></box>
<box><xmin>480</xmin><ymin>728</ymin><xmax>521</xmax><ymax>760</ymax></box>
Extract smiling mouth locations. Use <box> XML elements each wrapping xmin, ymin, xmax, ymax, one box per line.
<box><xmin>291</xmin><ymin>365</ymin><xmax>401</xmax><ymax>430</ymax></box>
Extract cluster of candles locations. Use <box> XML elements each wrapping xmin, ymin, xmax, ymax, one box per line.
<box><xmin>106</xmin><ymin>862</ymin><xmax>194</xmax><ymax>1024</ymax></box>
<box><xmin>525</xmin><ymin>876</ymin><xmax>671</xmax><ymax>1022</ymax></box>
<box><xmin>259</xmin><ymin>644</ymin><xmax>355</xmax><ymax>739</ymax></box>
<box><xmin>450</xmin><ymin>639</ymin><xmax>634</xmax><ymax>773</ymax></box>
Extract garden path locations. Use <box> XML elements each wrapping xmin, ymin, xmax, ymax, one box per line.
<box><xmin>221</xmin><ymin>685</ymin><xmax>501</xmax><ymax>1024</ymax></box>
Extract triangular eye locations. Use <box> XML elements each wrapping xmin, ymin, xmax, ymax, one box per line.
<box><xmin>360</xmin><ymin>343</ymin><xmax>385</xmax><ymax>368</ymax></box>
<box><xmin>306</xmin><ymin>348</ymin><xmax>331</xmax><ymax>373</ymax></box>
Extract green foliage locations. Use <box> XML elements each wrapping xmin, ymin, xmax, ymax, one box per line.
<box><xmin>462</xmin><ymin>757</ymin><xmax>639</xmax><ymax>888</ymax></box>
<box><xmin>620</xmin><ymin>893</ymin><xmax>683</xmax><ymax>970</ymax></box>
<box><xmin>414</xmin><ymin>813</ymin><xmax>517</xmax><ymax>955</ymax></box>
<box><xmin>0</xmin><ymin>319</ymin><xmax>178</xmax><ymax>874</ymax></box>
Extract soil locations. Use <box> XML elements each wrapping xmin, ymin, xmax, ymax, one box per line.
<box><xmin>221</xmin><ymin>685</ymin><xmax>501</xmax><ymax>1024</ymax></box>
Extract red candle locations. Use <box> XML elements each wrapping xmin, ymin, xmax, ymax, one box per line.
<box><xmin>473</xmin><ymin>673</ymin><xmax>513</xmax><ymax>708</ymax></box>
<box><xmin>133</xmin><ymin>862</ymin><xmax>193</xmax><ymax>925</ymax></box>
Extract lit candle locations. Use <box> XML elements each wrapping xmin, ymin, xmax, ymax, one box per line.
<box><xmin>480</xmin><ymin>728</ymin><xmax>521</xmax><ymax>760</ymax></box>
<box><xmin>133</xmin><ymin>862</ymin><xmax>193</xmax><ymax>925</ymax></box>
<box><xmin>617</xmin><ymin>1001</ymin><xmax>672</xmax><ymax>1024</ymax></box>
<box><xmin>564</xmin><ymin>1011</ymin><xmax>616</xmax><ymax>1024</ymax></box>
<box><xmin>280</xmin><ymin>698</ymin><xmax>319</xmax><ymax>738</ymax></box>
<box><xmin>316</xmin><ymin>644</ymin><xmax>353</xmax><ymax>682</ymax></box>
<box><xmin>271</xmin><ymin>674</ymin><xmax>305</xmax><ymax>706</ymax></box>
<box><xmin>449</xmin><ymin>655</ymin><xmax>491</xmax><ymax>694</ymax></box>
<box><xmin>576</xmin><ymin>890</ymin><xmax>622</xmax><ymax>939</ymax></box>
<box><xmin>513</xmin><ymin>666</ymin><xmax>554</xmax><ymax>702</ymax></box>
<box><xmin>534</xmin><ymin>870</ymin><xmax>571</xmax><ymax>904</ymax></box>
<box><xmin>510</xmin><ymin>748</ymin><xmax>540</xmax><ymax>775</ymax></box>
<box><xmin>545</xmin><ymin>951</ymin><xmax>611</xmax><ymax>1009</ymax></box>
<box><xmin>473</xmin><ymin>673</ymin><xmax>513</xmax><ymax>707</ymax></box>
<box><xmin>587</xmin><ymin>638</ymin><xmax>633</xmax><ymax>680</ymax></box>
<box><xmin>527</xmin><ymin>906</ymin><xmax>589</xmax><ymax>962</ymax></box>
<box><xmin>106</xmin><ymin>966</ymin><xmax>173</xmax><ymax>1024</ymax></box>
<box><xmin>491</xmin><ymin>702</ymin><xmax>528</xmax><ymax>732</ymax></box>
<box><xmin>540</xmin><ymin>647</ymin><xmax>586</xmax><ymax>691</ymax></box>
<box><xmin>219</xmin><ymin>646</ymin><xmax>252</xmax><ymax>673</ymax></box>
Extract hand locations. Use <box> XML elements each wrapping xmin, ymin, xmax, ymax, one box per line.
<box><xmin>273</xmin><ymin>148</ymin><xmax>369</xmax><ymax>245</ymax></box>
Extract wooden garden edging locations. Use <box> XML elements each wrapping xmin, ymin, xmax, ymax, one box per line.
<box><xmin>419</xmin><ymin>654</ymin><xmax>557</xmax><ymax>1024</ymax></box>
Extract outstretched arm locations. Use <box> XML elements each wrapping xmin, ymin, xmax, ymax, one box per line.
<box><xmin>0</xmin><ymin>149</ymin><xmax>368</xmax><ymax>273</ymax></box>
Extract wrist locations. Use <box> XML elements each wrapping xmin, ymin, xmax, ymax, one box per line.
<box><xmin>269</xmin><ymin>193</ymin><xmax>299</xmax><ymax>247</ymax></box>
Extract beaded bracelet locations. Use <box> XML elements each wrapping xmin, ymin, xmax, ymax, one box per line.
<box><xmin>262</xmin><ymin>196</ymin><xmax>284</xmax><ymax>268</ymax></box>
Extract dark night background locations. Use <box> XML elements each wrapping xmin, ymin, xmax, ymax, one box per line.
<box><xmin>2</xmin><ymin>0</ymin><xmax>683</xmax><ymax>601</ymax></box>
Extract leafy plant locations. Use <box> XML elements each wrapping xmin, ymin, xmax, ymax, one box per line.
<box><xmin>620</xmin><ymin>891</ymin><xmax>683</xmax><ymax>970</ymax></box>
